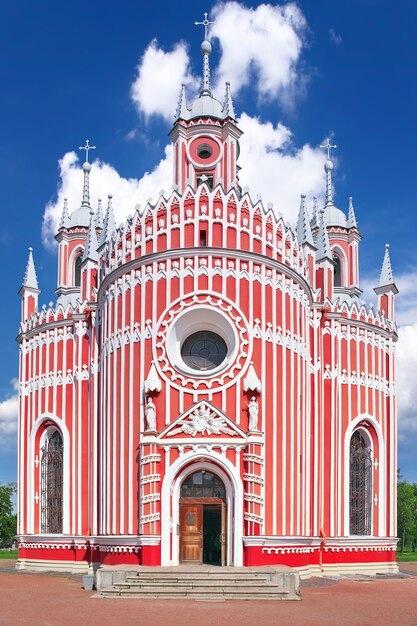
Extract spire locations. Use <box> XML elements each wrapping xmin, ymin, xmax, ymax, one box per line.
<box><xmin>346</xmin><ymin>196</ymin><xmax>358</xmax><ymax>228</ymax></box>
<box><xmin>223</xmin><ymin>82</ymin><xmax>236</xmax><ymax>119</ymax></box>
<box><xmin>378</xmin><ymin>243</ymin><xmax>395</xmax><ymax>287</ymax></box>
<box><xmin>59</xmin><ymin>198</ymin><xmax>70</xmax><ymax>229</ymax></box>
<box><xmin>21</xmin><ymin>247</ymin><xmax>39</xmax><ymax>291</ymax></box>
<box><xmin>82</xmin><ymin>209</ymin><xmax>99</xmax><ymax>263</ymax></box>
<box><xmin>99</xmin><ymin>194</ymin><xmax>117</xmax><ymax>247</ymax></box>
<box><xmin>195</xmin><ymin>12</ymin><xmax>215</xmax><ymax>95</ymax></box>
<box><xmin>78</xmin><ymin>139</ymin><xmax>96</xmax><ymax>208</ymax></box>
<box><xmin>320</xmin><ymin>138</ymin><xmax>337</xmax><ymax>207</ymax></box>
<box><xmin>315</xmin><ymin>209</ymin><xmax>332</xmax><ymax>262</ymax></box>
<box><xmin>175</xmin><ymin>84</ymin><xmax>189</xmax><ymax>119</ymax></box>
<box><xmin>310</xmin><ymin>196</ymin><xmax>319</xmax><ymax>228</ymax></box>
<box><xmin>296</xmin><ymin>194</ymin><xmax>314</xmax><ymax>247</ymax></box>
<box><xmin>96</xmin><ymin>198</ymin><xmax>103</xmax><ymax>230</ymax></box>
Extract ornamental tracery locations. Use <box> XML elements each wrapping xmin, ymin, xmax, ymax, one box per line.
<box><xmin>154</xmin><ymin>293</ymin><xmax>250</xmax><ymax>391</ymax></box>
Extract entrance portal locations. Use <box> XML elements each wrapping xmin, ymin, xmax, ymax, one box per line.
<box><xmin>179</xmin><ymin>470</ymin><xmax>226</xmax><ymax>565</ymax></box>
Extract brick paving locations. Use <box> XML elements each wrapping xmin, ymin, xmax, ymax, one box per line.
<box><xmin>1</xmin><ymin>561</ymin><xmax>417</xmax><ymax>626</ymax></box>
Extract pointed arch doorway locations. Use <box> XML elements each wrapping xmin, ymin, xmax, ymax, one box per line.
<box><xmin>179</xmin><ymin>470</ymin><xmax>226</xmax><ymax>565</ymax></box>
<box><xmin>161</xmin><ymin>452</ymin><xmax>243</xmax><ymax>567</ymax></box>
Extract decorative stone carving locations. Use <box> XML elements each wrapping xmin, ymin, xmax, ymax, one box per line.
<box><xmin>243</xmin><ymin>364</ymin><xmax>262</xmax><ymax>393</ymax></box>
<box><xmin>247</xmin><ymin>396</ymin><xmax>259</xmax><ymax>431</ymax></box>
<box><xmin>144</xmin><ymin>362</ymin><xmax>162</xmax><ymax>393</ymax></box>
<box><xmin>145</xmin><ymin>397</ymin><xmax>157</xmax><ymax>431</ymax></box>
<box><xmin>167</xmin><ymin>403</ymin><xmax>236</xmax><ymax>437</ymax></box>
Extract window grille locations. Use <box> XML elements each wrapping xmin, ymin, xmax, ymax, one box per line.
<box><xmin>41</xmin><ymin>431</ymin><xmax>63</xmax><ymax>533</ymax></box>
<box><xmin>349</xmin><ymin>431</ymin><xmax>372</xmax><ymax>535</ymax></box>
<box><xmin>181</xmin><ymin>471</ymin><xmax>225</xmax><ymax>499</ymax></box>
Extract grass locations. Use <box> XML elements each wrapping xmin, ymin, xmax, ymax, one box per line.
<box><xmin>396</xmin><ymin>550</ymin><xmax>417</xmax><ymax>562</ymax></box>
<box><xmin>0</xmin><ymin>550</ymin><xmax>18</xmax><ymax>559</ymax></box>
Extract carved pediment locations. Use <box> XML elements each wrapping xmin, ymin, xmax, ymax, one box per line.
<box><xmin>159</xmin><ymin>401</ymin><xmax>246</xmax><ymax>439</ymax></box>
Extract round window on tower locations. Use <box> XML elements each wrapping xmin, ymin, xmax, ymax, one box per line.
<box><xmin>197</xmin><ymin>143</ymin><xmax>213</xmax><ymax>159</ymax></box>
<box><xmin>181</xmin><ymin>331</ymin><xmax>227</xmax><ymax>371</ymax></box>
<box><xmin>187</xmin><ymin>135</ymin><xmax>222</xmax><ymax>168</ymax></box>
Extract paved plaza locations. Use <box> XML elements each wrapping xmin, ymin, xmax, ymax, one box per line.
<box><xmin>1</xmin><ymin>560</ymin><xmax>417</xmax><ymax>626</ymax></box>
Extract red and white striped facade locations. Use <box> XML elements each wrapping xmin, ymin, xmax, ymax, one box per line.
<box><xmin>17</xmin><ymin>44</ymin><xmax>399</xmax><ymax>577</ymax></box>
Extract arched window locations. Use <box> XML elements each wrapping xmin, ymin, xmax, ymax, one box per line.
<box><xmin>333</xmin><ymin>254</ymin><xmax>342</xmax><ymax>287</ymax></box>
<box><xmin>74</xmin><ymin>255</ymin><xmax>82</xmax><ymax>287</ymax></box>
<box><xmin>181</xmin><ymin>471</ymin><xmax>225</xmax><ymax>499</ymax></box>
<box><xmin>41</xmin><ymin>430</ymin><xmax>63</xmax><ymax>533</ymax></box>
<box><xmin>349</xmin><ymin>431</ymin><xmax>372</xmax><ymax>535</ymax></box>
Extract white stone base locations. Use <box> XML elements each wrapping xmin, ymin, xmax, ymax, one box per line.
<box><xmin>15</xmin><ymin>558</ymin><xmax>89</xmax><ymax>574</ymax></box>
<box><xmin>321</xmin><ymin>560</ymin><xmax>399</xmax><ymax>577</ymax></box>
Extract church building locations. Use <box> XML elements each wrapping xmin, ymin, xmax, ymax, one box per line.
<box><xmin>16</xmin><ymin>20</ymin><xmax>399</xmax><ymax>578</ymax></box>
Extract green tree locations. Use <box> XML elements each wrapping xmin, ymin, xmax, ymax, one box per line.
<box><xmin>397</xmin><ymin>479</ymin><xmax>417</xmax><ymax>552</ymax></box>
<box><xmin>0</xmin><ymin>483</ymin><xmax>17</xmax><ymax>547</ymax></box>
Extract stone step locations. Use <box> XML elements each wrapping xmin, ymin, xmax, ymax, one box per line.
<box><xmin>97</xmin><ymin>566</ymin><xmax>300</xmax><ymax>601</ymax></box>
<box><xmin>114</xmin><ymin>582</ymin><xmax>282</xmax><ymax>593</ymax></box>
<box><xmin>102</xmin><ymin>588</ymin><xmax>295</xmax><ymax>600</ymax></box>
<box><xmin>124</xmin><ymin>575</ymin><xmax>272</xmax><ymax>585</ymax></box>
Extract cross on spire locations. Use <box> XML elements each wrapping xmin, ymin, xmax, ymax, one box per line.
<box><xmin>195</xmin><ymin>12</ymin><xmax>215</xmax><ymax>40</ymax></box>
<box><xmin>79</xmin><ymin>139</ymin><xmax>96</xmax><ymax>163</ymax></box>
<box><xmin>320</xmin><ymin>138</ymin><xmax>337</xmax><ymax>160</ymax></box>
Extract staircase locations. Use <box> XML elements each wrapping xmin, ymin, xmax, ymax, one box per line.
<box><xmin>97</xmin><ymin>566</ymin><xmax>300</xmax><ymax>601</ymax></box>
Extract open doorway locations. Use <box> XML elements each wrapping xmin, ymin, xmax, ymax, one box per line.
<box><xmin>179</xmin><ymin>470</ymin><xmax>226</xmax><ymax>565</ymax></box>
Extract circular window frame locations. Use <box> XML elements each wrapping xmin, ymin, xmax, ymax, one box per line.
<box><xmin>166</xmin><ymin>307</ymin><xmax>238</xmax><ymax>378</ymax></box>
<box><xmin>186</xmin><ymin>135</ymin><xmax>223</xmax><ymax>169</ymax></box>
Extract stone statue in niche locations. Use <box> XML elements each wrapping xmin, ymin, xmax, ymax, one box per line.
<box><xmin>247</xmin><ymin>396</ymin><xmax>259</xmax><ymax>431</ymax></box>
<box><xmin>145</xmin><ymin>397</ymin><xmax>157</xmax><ymax>431</ymax></box>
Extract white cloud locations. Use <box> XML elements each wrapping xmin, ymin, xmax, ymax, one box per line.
<box><xmin>42</xmin><ymin>146</ymin><xmax>173</xmax><ymax>246</ymax></box>
<box><xmin>237</xmin><ymin>113</ymin><xmax>324</xmax><ymax>221</ymax></box>
<box><xmin>130</xmin><ymin>2</ymin><xmax>308</xmax><ymax>120</ymax></box>
<box><xmin>397</xmin><ymin>324</ymin><xmax>417</xmax><ymax>438</ymax></box>
<box><xmin>130</xmin><ymin>39</ymin><xmax>198</xmax><ymax>121</ymax></box>
<box><xmin>211</xmin><ymin>2</ymin><xmax>307</xmax><ymax>105</ymax></box>
<box><xmin>0</xmin><ymin>380</ymin><xmax>18</xmax><ymax>450</ymax></box>
<box><xmin>329</xmin><ymin>28</ymin><xmax>342</xmax><ymax>45</ymax></box>
<box><xmin>360</xmin><ymin>270</ymin><xmax>417</xmax><ymax>440</ymax></box>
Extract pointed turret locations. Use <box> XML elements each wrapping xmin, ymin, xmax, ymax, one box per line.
<box><xmin>19</xmin><ymin>247</ymin><xmax>40</xmax><ymax>320</ymax></box>
<box><xmin>296</xmin><ymin>194</ymin><xmax>314</xmax><ymax>247</ymax></box>
<box><xmin>95</xmin><ymin>198</ymin><xmax>103</xmax><ymax>230</ymax></box>
<box><xmin>378</xmin><ymin>243</ymin><xmax>395</xmax><ymax>287</ymax></box>
<box><xmin>59</xmin><ymin>198</ymin><xmax>71</xmax><ymax>229</ymax></box>
<box><xmin>315</xmin><ymin>209</ymin><xmax>334</xmax><ymax>300</ymax></box>
<box><xmin>175</xmin><ymin>84</ymin><xmax>189</xmax><ymax>120</ymax></box>
<box><xmin>99</xmin><ymin>194</ymin><xmax>117</xmax><ymax>248</ymax></box>
<box><xmin>374</xmin><ymin>244</ymin><xmax>398</xmax><ymax>320</ymax></box>
<box><xmin>82</xmin><ymin>209</ymin><xmax>99</xmax><ymax>263</ymax></box>
<box><xmin>223</xmin><ymin>82</ymin><xmax>236</xmax><ymax>120</ymax></box>
<box><xmin>346</xmin><ymin>196</ymin><xmax>358</xmax><ymax>229</ymax></box>
<box><xmin>316</xmin><ymin>209</ymin><xmax>332</xmax><ymax>262</ymax></box>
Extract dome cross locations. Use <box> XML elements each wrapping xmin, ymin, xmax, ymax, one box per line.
<box><xmin>195</xmin><ymin>12</ymin><xmax>215</xmax><ymax>41</ymax></box>
<box><xmin>79</xmin><ymin>139</ymin><xmax>96</xmax><ymax>164</ymax></box>
<box><xmin>320</xmin><ymin>138</ymin><xmax>337</xmax><ymax>160</ymax></box>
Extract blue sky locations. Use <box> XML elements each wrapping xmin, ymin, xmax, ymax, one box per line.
<box><xmin>1</xmin><ymin>0</ymin><xmax>417</xmax><ymax>484</ymax></box>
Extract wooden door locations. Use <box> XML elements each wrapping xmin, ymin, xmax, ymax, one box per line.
<box><xmin>179</xmin><ymin>503</ymin><xmax>203</xmax><ymax>563</ymax></box>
